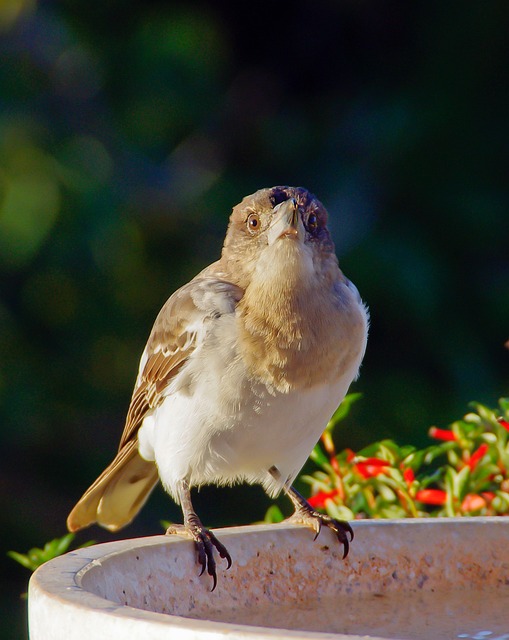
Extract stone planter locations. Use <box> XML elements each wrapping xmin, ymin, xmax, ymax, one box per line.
<box><xmin>29</xmin><ymin>518</ymin><xmax>509</xmax><ymax>639</ymax></box>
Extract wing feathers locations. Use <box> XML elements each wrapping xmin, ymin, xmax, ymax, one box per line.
<box><xmin>67</xmin><ymin>275</ymin><xmax>244</xmax><ymax>533</ymax></box>
<box><xmin>67</xmin><ymin>441</ymin><xmax>158</xmax><ymax>532</ymax></box>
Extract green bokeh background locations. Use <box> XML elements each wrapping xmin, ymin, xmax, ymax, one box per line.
<box><xmin>1</xmin><ymin>1</ymin><xmax>508</xmax><ymax>637</ymax></box>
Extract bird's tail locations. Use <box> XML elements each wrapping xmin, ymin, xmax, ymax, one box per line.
<box><xmin>67</xmin><ymin>440</ymin><xmax>159</xmax><ymax>533</ymax></box>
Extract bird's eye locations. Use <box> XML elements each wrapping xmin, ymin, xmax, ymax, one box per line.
<box><xmin>307</xmin><ymin>213</ymin><xmax>318</xmax><ymax>232</ymax></box>
<box><xmin>247</xmin><ymin>212</ymin><xmax>261</xmax><ymax>233</ymax></box>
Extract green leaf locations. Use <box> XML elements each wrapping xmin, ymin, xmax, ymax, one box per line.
<box><xmin>325</xmin><ymin>501</ymin><xmax>354</xmax><ymax>521</ymax></box>
<box><xmin>7</xmin><ymin>533</ymin><xmax>95</xmax><ymax>573</ymax></box>
<box><xmin>263</xmin><ymin>505</ymin><xmax>285</xmax><ymax>524</ymax></box>
<box><xmin>7</xmin><ymin>550</ymin><xmax>37</xmax><ymax>571</ymax></box>
<box><xmin>377</xmin><ymin>482</ymin><xmax>396</xmax><ymax>503</ymax></box>
<box><xmin>399</xmin><ymin>444</ymin><xmax>417</xmax><ymax>458</ymax></box>
<box><xmin>357</xmin><ymin>439</ymin><xmax>401</xmax><ymax>462</ymax></box>
<box><xmin>469</xmin><ymin>401</ymin><xmax>500</xmax><ymax>429</ymax></box>
<box><xmin>418</xmin><ymin>469</ymin><xmax>444</xmax><ymax>490</ymax></box>
<box><xmin>497</xmin><ymin>397</ymin><xmax>509</xmax><ymax>416</ymax></box>
<box><xmin>379</xmin><ymin>504</ymin><xmax>408</xmax><ymax>519</ymax></box>
<box><xmin>325</xmin><ymin>393</ymin><xmax>363</xmax><ymax>432</ymax></box>
<box><xmin>423</xmin><ymin>441</ymin><xmax>456</xmax><ymax>465</ymax></box>
<box><xmin>445</xmin><ymin>466</ymin><xmax>470</xmax><ymax>502</ymax></box>
<box><xmin>309</xmin><ymin>443</ymin><xmax>329</xmax><ymax>467</ymax></box>
<box><xmin>48</xmin><ymin>533</ymin><xmax>75</xmax><ymax>558</ymax></box>
<box><xmin>492</xmin><ymin>491</ymin><xmax>509</xmax><ymax>513</ymax></box>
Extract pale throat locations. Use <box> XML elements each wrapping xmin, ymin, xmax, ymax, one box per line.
<box><xmin>236</xmin><ymin>240</ymin><xmax>352</xmax><ymax>391</ymax></box>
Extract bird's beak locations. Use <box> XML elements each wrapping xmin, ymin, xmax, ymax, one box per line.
<box><xmin>267</xmin><ymin>198</ymin><xmax>304</xmax><ymax>245</ymax></box>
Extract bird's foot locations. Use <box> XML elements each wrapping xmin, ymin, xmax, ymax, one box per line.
<box><xmin>166</xmin><ymin>520</ymin><xmax>232</xmax><ymax>591</ymax></box>
<box><xmin>287</xmin><ymin>502</ymin><xmax>354</xmax><ymax>559</ymax></box>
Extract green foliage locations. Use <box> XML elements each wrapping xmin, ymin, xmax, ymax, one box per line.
<box><xmin>262</xmin><ymin>505</ymin><xmax>285</xmax><ymax>524</ymax></box>
<box><xmin>268</xmin><ymin>395</ymin><xmax>509</xmax><ymax>521</ymax></box>
<box><xmin>8</xmin><ymin>534</ymin><xmax>93</xmax><ymax>572</ymax></box>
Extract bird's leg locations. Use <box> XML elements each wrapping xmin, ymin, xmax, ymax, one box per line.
<box><xmin>268</xmin><ymin>466</ymin><xmax>353</xmax><ymax>559</ymax></box>
<box><xmin>165</xmin><ymin>480</ymin><xmax>232</xmax><ymax>591</ymax></box>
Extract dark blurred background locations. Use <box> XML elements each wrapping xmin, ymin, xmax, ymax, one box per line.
<box><xmin>1</xmin><ymin>0</ymin><xmax>508</xmax><ymax>637</ymax></box>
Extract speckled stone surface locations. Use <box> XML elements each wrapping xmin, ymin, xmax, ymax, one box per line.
<box><xmin>28</xmin><ymin>518</ymin><xmax>509</xmax><ymax>639</ymax></box>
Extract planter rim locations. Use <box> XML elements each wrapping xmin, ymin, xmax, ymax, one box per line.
<box><xmin>28</xmin><ymin>518</ymin><xmax>509</xmax><ymax>640</ymax></box>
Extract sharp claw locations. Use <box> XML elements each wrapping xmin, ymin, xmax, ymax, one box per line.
<box><xmin>222</xmin><ymin>549</ymin><xmax>233</xmax><ymax>570</ymax></box>
<box><xmin>341</xmin><ymin>535</ymin><xmax>350</xmax><ymax>559</ymax></box>
<box><xmin>340</xmin><ymin>520</ymin><xmax>354</xmax><ymax>541</ymax></box>
<box><xmin>189</xmin><ymin>526</ymin><xmax>231</xmax><ymax>590</ymax></box>
<box><xmin>206</xmin><ymin>551</ymin><xmax>218</xmax><ymax>592</ymax></box>
<box><xmin>330</xmin><ymin>518</ymin><xmax>352</xmax><ymax>558</ymax></box>
<box><xmin>213</xmin><ymin>537</ymin><xmax>233</xmax><ymax>570</ymax></box>
<box><xmin>196</xmin><ymin>544</ymin><xmax>207</xmax><ymax>576</ymax></box>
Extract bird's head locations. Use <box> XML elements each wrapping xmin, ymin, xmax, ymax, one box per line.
<box><xmin>221</xmin><ymin>186</ymin><xmax>337</xmax><ymax>289</ymax></box>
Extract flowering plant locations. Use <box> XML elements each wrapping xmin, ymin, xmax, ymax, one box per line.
<box><xmin>265</xmin><ymin>394</ymin><xmax>509</xmax><ymax>522</ymax></box>
<box><xmin>11</xmin><ymin>396</ymin><xmax>509</xmax><ymax>572</ymax></box>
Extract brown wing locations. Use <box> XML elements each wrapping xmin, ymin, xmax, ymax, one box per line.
<box><xmin>67</xmin><ymin>269</ymin><xmax>242</xmax><ymax>533</ymax></box>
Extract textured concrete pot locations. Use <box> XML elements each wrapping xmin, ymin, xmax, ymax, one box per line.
<box><xmin>29</xmin><ymin>518</ymin><xmax>509</xmax><ymax>640</ymax></box>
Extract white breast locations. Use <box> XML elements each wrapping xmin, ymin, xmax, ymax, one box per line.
<box><xmin>137</xmin><ymin>314</ymin><xmax>363</xmax><ymax>503</ymax></box>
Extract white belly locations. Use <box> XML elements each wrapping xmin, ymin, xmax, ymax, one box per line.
<box><xmin>137</xmin><ymin>311</ymin><xmax>364</xmax><ymax>503</ymax></box>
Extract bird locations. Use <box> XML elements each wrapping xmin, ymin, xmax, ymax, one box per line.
<box><xmin>67</xmin><ymin>186</ymin><xmax>369</xmax><ymax>589</ymax></box>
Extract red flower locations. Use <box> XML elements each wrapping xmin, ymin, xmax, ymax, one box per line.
<box><xmin>468</xmin><ymin>443</ymin><xmax>489</xmax><ymax>471</ymax></box>
<box><xmin>403</xmin><ymin>467</ymin><xmax>415</xmax><ymax>488</ymax></box>
<box><xmin>461</xmin><ymin>493</ymin><xmax>486</xmax><ymax>512</ymax></box>
<box><xmin>428</xmin><ymin>427</ymin><xmax>457</xmax><ymax>442</ymax></box>
<box><xmin>498</xmin><ymin>419</ymin><xmax>509</xmax><ymax>432</ymax></box>
<box><xmin>415</xmin><ymin>489</ymin><xmax>447</xmax><ymax>505</ymax></box>
<box><xmin>308</xmin><ymin>488</ymin><xmax>340</xmax><ymax>509</ymax></box>
<box><xmin>345</xmin><ymin>448</ymin><xmax>356</xmax><ymax>462</ymax></box>
<box><xmin>355</xmin><ymin>458</ymin><xmax>391</xmax><ymax>479</ymax></box>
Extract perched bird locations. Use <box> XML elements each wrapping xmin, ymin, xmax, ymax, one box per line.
<box><xmin>67</xmin><ymin>186</ymin><xmax>368</xmax><ymax>589</ymax></box>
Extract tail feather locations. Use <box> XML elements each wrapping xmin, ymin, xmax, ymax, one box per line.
<box><xmin>67</xmin><ymin>440</ymin><xmax>159</xmax><ymax>533</ymax></box>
